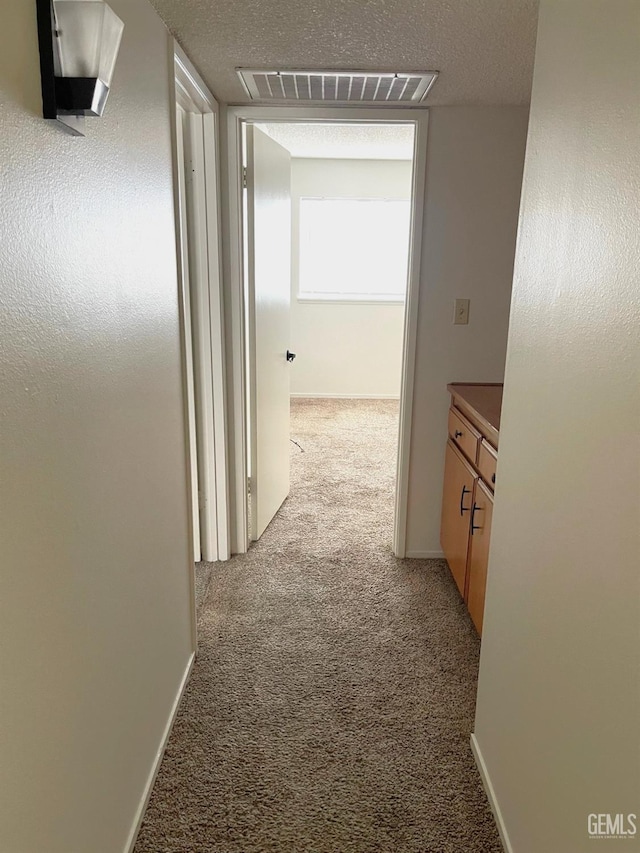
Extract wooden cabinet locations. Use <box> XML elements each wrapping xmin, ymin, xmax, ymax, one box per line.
<box><xmin>441</xmin><ymin>440</ymin><xmax>477</xmax><ymax>597</ymax></box>
<box><xmin>440</xmin><ymin>383</ymin><xmax>502</xmax><ymax>637</ymax></box>
<box><xmin>466</xmin><ymin>479</ymin><xmax>494</xmax><ymax>635</ymax></box>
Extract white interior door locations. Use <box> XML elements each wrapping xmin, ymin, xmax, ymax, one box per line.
<box><xmin>246</xmin><ymin>125</ymin><xmax>292</xmax><ymax>540</ymax></box>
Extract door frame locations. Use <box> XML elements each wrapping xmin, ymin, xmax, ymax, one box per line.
<box><xmin>170</xmin><ymin>41</ymin><xmax>230</xmax><ymax>592</ymax></box>
<box><xmin>224</xmin><ymin>105</ymin><xmax>429</xmax><ymax>557</ymax></box>
<box><xmin>175</xmin><ymin>102</ymin><xmax>202</xmax><ymax>563</ymax></box>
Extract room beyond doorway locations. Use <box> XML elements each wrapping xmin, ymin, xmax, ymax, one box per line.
<box><xmin>263</xmin><ymin>122</ymin><xmax>413</xmax><ymax>401</ymax></box>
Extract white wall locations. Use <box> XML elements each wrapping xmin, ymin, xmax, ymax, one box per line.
<box><xmin>473</xmin><ymin>3</ymin><xmax>640</xmax><ymax>851</ymax></box>
<box><xmin>404</xmin><ymin>107</ymin><xmax>529</xmax><ymax>556</ymax></box>
<box><xmin>290</xmin><ymin>158</ymin><xmax>412</xmax><ymax>398</ymax></box>
<box><xmin>0</xmin><ymin>3</ymin><xmax>193</xmax><ymax>852</ymax></box>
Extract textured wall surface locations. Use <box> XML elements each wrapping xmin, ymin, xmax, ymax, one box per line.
<box><xmin>149</xmin><ymin>0</ymin><xmax>538</xmax><ymax>107</ymax></box>
<box><xmin>405</xmin><ymin>106</ymin><xmax>529</xmax><ymax>556</ymax></box>
<box><xmin>289</xmin><ymin>158</ymin><xmax>412</xmax><ymax>398</ymax></box>
<box><xmin>474</xmin><ymin>1</ymin><xmax>640</xmax><ymax>850</ymax></box>
<box><xmin>0</xmin><ymin>2</ymin><xmax>194</xmax><ymax>852</ymax></box>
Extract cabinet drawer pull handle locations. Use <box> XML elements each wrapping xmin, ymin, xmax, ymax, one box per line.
<box><xmin>460</xmin><ymin>485</ymin><xmax>471</xmax><ymax>516</ymax></box>
<box><xmin>471</xmin><ymin>502</ymin><xmax>484</xmax><ymax>534</ymax></box>
<box><xmin>454</xmin><ymin>430</ymin><xmax>463</xmax><ymax>438</ymax></box>
<box><xmin>491</xmin><ymin>473</ymin><xmax>496</xmax><ymax>484</ymax></box>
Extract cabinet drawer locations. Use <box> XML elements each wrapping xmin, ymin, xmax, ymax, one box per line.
<box><xmin>478</xmin><ymin>439</ymin><xmax>497</xmax><ymax>490</ymax></box>
<box><xmin>448</xmin><ymin>407</ymin><xmax>481</xmax><ymax>465</ymax></box>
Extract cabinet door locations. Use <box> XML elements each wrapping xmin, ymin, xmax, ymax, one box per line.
<box><xmin>466</xmin><ymin>478</ymin><xmax>494</xmax><ymax>636</ymax></box>
<box><xmin>440</xmin><ymin>439</ymin><xmax>477</xmax><ymax>597</ymax></box>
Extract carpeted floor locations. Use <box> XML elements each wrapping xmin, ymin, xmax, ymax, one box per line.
<box><xmin>134</xmin><ymin>398</ymin><xmax>501</xmax><ymax>853</ymax></box>
<box><xmin>195</xmin><ymin>560</ymin><xmax>214</xmax><ymax>615</ymax></box>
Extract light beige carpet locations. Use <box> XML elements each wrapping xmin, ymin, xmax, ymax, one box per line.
<box><xmin>194</xmin><ymin>560</ymin><xmax>213</xmax><ymax>615</ymax></box>
<box><xmin>134</xmin><ymin>398</ymin><xmax>501</xmax><ymax>853</ymax></box>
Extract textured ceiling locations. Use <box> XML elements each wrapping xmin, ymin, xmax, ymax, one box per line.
<box><xmin>258</xmin><ymin>123</ymin><xmax>415</xmax><ymax>160</ymax></box>
<box><xmin>148</xmin><ymin>0</ymin><xmax>539</xmax><ymax>107</ymax></box>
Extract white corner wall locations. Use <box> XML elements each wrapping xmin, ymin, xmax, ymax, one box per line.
<box><xmin>0</xmin><ymin>3</ymin><xmax>194</xmax><ymax>852</ymax></box>
<box><xmin>404</xmin><ymin>107</ymin><xmax>529</xmax><ymax>556</ymax></box>
<box><xmin>474</xmin><ymin>2</ymin><xmax>640</xmax><ymax>851</ymax></box>
<box><xmin>290</xmin><ymin>158</ymin><xmax>412</xmax><ymax>398</ymax></box>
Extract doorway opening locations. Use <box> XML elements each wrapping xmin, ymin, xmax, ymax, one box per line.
<box><xmin>172</xmin><ymin>46</ymin><xmax>228</xmax><ymax>637</ymax></box>
<box><xmin>228</xmin><ymin>109</ymin><xmax>429</xmax><ymax>556</ymax></box>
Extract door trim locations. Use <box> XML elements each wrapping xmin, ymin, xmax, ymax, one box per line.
<box><xmin>223</xmin><ymin>105</ymin><xmax>430</xmax><ymax>557</ymax></box>
<box><xmin>171</xmin><ymin>40</ymin><xmax>230</xmax><ymax>588</ymax></box>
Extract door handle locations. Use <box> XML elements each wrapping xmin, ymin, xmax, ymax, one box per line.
<box><xmin>460</xmin><ymin>485</ymin><xmax>471</xmax><ymax>516</ymax></box>
<box><xmin>471</xmin><ymin>502</ymin><xmax>483</xmax><ymax>534</ymax></box>
<box><xmin>286</xmin><ymin>350</ymin><xmax>296</xmax><ymax>362</ymax></box>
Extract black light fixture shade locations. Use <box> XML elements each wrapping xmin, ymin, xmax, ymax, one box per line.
<box><xmin>36</xmin><ymin>0</ymin><xmax>124</xmax><ymax>135</ymax></box>
<box><xmin>55</xmin><ymin>77</ymin><xmax>109</xmax><ymax>116</ymax></box>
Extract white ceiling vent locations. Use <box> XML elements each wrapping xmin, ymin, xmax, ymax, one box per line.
<box><xmin>237</xmin><ymin>70</ymin><xmax>438</xmax><ymax>104</ymax></box>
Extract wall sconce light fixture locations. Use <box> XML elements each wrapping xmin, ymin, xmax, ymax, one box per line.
<box><xmin>36</xmin><ymin>0</ymin><xmax>124</xmax><ymax>136</ymax></box>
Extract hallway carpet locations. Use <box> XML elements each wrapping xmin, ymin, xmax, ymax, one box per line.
<box><xmin>134</xmin><ymin>399</ymin><xmax>501</xmax><ymax>853</ymax></box>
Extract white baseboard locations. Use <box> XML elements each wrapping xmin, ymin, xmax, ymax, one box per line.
<box><xmin>405</xmin><ymin>550</ymin><xmax>445</xmax><ymax>559</ymax></box>
<box><xmin>124</xmin><ymin>652</ymin><xmax>196</xmax><ymax>853</ymax></box>
<box><xmin>470</xmin><ymin>734</ymin><xmax>513</xmax><ymax>853</ymax></box>
<box><xmin>290</xmin><ymin>393</ymin><xmax>400</xmax><ymax>400</ymax></box>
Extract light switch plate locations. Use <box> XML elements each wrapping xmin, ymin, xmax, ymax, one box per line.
<box><xmin>453</xmin><ymin>298</ymin><xmax>470</xmax><ymax>325</ymax></box>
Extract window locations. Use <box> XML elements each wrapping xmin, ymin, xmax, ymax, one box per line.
<box><xmin>298</xmin><ymin>197</ymin><xmax>411</xmax><ymax>301</ymax></box>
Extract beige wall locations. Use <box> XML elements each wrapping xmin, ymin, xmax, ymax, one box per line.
<box><xmin>405</xmin><ymin>106</ymin><xmax>529</xmax><ymax>556</ymax></box>
<box><xmin>474</xmin><ymin>2</ymin><xmax>640</xmax><ymax>850</ymax></box>
<box><xmin>0</xmin><ymin>3</ymin><xmax>194</xmax><ymax>852</ymax></box>
<box><xmin>289</xmin><ymin>158</ymin><xmax>411</xmax><ymax>398</ymax></box>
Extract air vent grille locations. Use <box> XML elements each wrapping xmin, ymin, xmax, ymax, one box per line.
<box><xmin>237</xmin><ymin>70</ymin><xmax>438</xmax><ymax>104</ymax></box>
